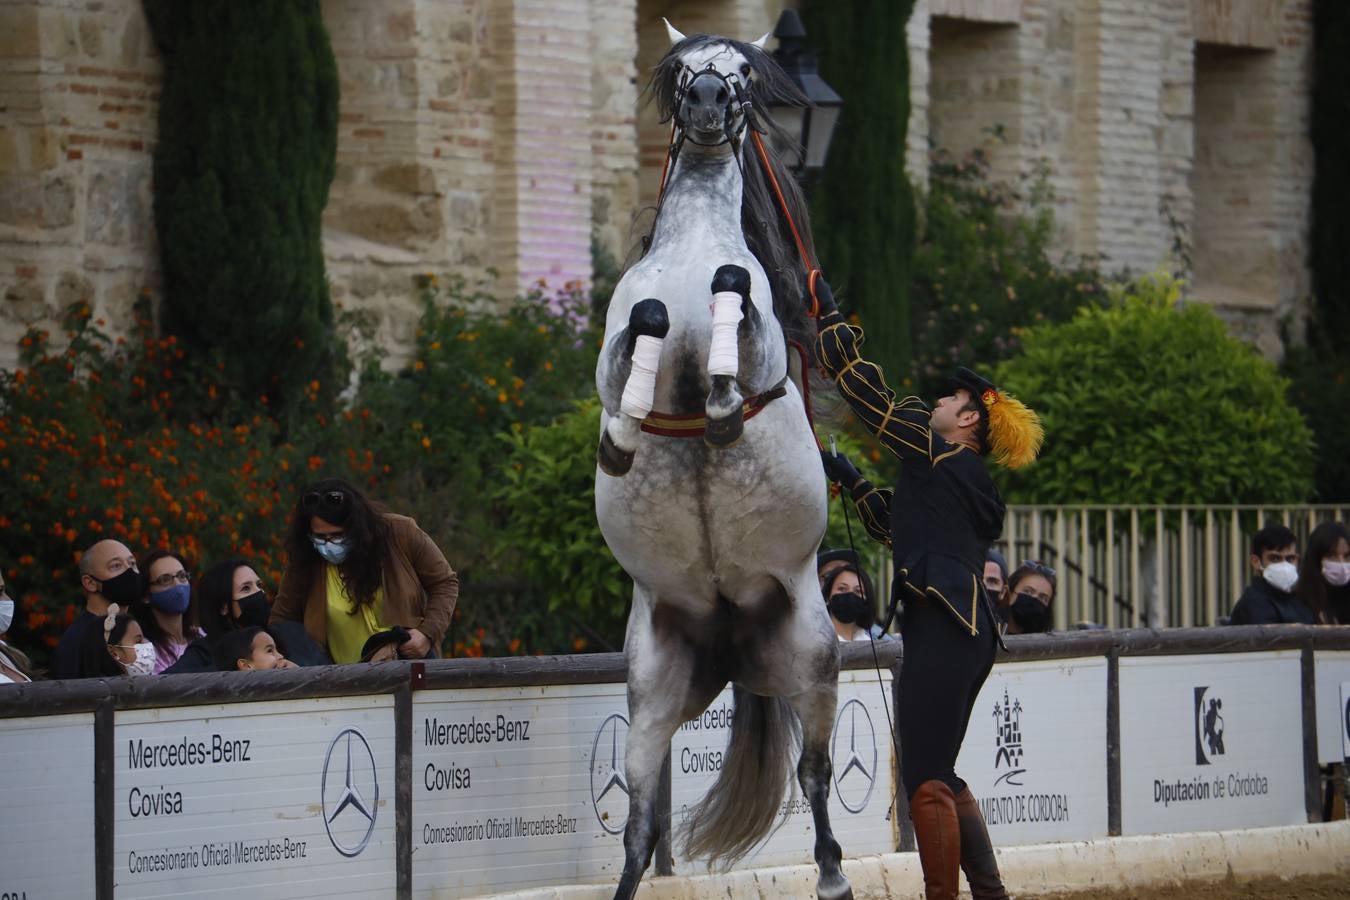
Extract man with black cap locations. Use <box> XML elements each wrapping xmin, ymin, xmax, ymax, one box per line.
<box><xmin>811</xmin><ymin>277</ymin><xmax>1042</xmax><ymax>900</ymax></box>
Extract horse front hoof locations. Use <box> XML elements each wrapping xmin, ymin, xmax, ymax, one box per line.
<box><xmin>598</xmin><ymin>431</ymin><xmax>636</xmax><ymax>477</ymax></box>
<box><xmin>704</xmin><ymin>413</ymin><xmax>743</xmax><ymax>449</ymax></box>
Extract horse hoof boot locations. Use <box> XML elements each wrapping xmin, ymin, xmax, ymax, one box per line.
<box><xmin>704</xmin><ymin>413</ymin><xmax>743</xmax><ymax>449</ymax></box>
<box><xmin>598</xmin><ymin>431</ymin><xmax>635</xmax><ymax>477</ymax></box>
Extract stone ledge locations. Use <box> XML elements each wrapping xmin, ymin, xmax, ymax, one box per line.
<box><xmin>473</xmin><ymin>820</ymin><xmax>1350</xmax><ymax>899</ymax></box>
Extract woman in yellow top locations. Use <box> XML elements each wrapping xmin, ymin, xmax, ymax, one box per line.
<box><xmin>271</xmin><ymin>478</ymin><xmax>460</xmax><ymax>663</ymax></box>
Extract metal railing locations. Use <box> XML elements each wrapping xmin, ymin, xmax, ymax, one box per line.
<box><xmin>999</xmin><ymin>504</ymin><xmax>1350</xmax><ymax>630</ymax></box>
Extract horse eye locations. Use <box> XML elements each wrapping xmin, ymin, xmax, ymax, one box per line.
<box><xmin>740</xmin><ymin>64</ymin><xmax>751</xmax><ymax>78</ymax></box>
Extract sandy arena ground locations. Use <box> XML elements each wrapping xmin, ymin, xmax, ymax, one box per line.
<box><xmin>1030</xmin><ymin>874</ymin><xmax>1350</xmax><ymax>899</ymax></box>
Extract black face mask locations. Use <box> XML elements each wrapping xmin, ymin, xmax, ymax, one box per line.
<box><xmin>234</xmin><ymin>591</ymin><xmax>270</xmax><ymax>629</ymax></box>
<box><xmin>1010</xmin><ymin>593</ymin><xmax>1050</xmax><ymax>633</ymax></box>
<box><xmin>97</xmin><ymin>568</ymin><xmax>141</xmax><ymax>607</ymax></box>
<box><xmin>827</xmin><ymin>592</ymin><xmax>870</xmax><ymax>625</ymax></box>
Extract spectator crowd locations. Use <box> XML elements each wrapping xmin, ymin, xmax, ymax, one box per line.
<box><xmin>1</xmin><ymin>480</ymin><xmax>1346</xmax><ymax>685</ymax></box>
<box><xmin>0</xmin><ymin>477</ymin><xmax>458</xmax><ymax>683</ymax></box>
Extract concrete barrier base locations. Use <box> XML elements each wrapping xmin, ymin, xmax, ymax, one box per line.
<box><xmin>482</xmin><ymin>820</ymin><xmax>1350</xmax><ymax>899</ymax></box>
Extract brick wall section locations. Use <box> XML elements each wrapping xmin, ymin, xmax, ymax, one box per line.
<box><xmin>927</xmin><ymin>17</ymin><xmax>1022</xmax><ymax>185</ymax></box>
<box><xmin>589</xmin><ymin>0</ymin><xmax>639</xmax><ymax>269</ymax></box>
<box><xmin>320</xmin><ymin>0</ymin><xmax>499</xmax><ymax>358</ymax></box>
<box><xmin>489</xmin><ymin>0</ymin><xmax>593</xmax><ymax>297</ymax></box>
<box><xmin>0</xmin><ymin>0</ymin><xmax>159</xmax><ymax>372</ymax></box>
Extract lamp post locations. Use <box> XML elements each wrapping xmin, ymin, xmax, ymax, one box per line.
<box><xmin>765</xmin><ymin>8</ymin><xmax>842</xmax><ymax>184</ymax></box>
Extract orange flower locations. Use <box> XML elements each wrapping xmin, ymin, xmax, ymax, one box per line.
<box><xmin>307</xmin><ymin>455</ymin><xmax>324</xmax><ymax>471</ymax></box>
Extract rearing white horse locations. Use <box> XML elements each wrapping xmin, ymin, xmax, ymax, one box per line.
<box><xmin>594</xmin><ymin>23</ymin><xmax>851</xmax><ymax>900</ymax></box>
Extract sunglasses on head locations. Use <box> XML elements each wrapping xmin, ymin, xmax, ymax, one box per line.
<box><xmin>302</xmin><ymin>490</ymin><xmax>346</xmax><ymax>510</ymax></box>
<box><xmin>1021</xmin><ymin>560</ymin><xmax>1057</xmax><ymax>577</ymax></box>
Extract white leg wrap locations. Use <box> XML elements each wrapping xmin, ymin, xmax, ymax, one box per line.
<box><xmin>619</xmin><ymin>334</ymin><xmax>663</xmax><ymax>419</ymax></box>
<box><xmin>707</xmin><ymin>291</ymin><xmax>743</xmax><ymax>377</ymax></box>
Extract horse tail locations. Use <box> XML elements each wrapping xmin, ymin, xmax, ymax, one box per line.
<box><xmin>680</xmin><ymin>685</ymin><xmax>801</xmax><ymax>868</ymax></box>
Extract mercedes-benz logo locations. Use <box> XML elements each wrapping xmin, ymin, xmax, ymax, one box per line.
<box><xmin>831</xmin><ymin>698</ymin><xmax>877</xmax><ymax>814</ymax></box>
<box><xmin>321</xmin><ymin>728</ymin><xmax>379</xmax><ymax>857</ymax></box>
<box><xmin>590</xmin><ymin>712</ymin><xmax>630</xmax><ymax>834</ymax></box>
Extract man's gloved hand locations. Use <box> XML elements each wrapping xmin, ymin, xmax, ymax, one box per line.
<box><xmin>820</xmin><ymin>448</ymin><xmax>862</xmax><ymax>489</ymax></box>
<box><xmin>810</xmin><ymin>273</ymin><xmax>838</xmax><ymax>319</ymax></box>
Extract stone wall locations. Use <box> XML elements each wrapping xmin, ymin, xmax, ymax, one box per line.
<box><xmin>915</xmin><ymin>0</ymin><xmax>1312</xmax><ymax>357</ymax></box>
<box><xmin>0</xmin><ymin>0</ymin><xmax>1318</xmax><ymax>371</ymax></box>
<box><xmin>0</xmin><ymin>0</ymin><xmax>160</xmax><ymax>371</ymax></box>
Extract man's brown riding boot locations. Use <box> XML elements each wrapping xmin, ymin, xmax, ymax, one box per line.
<box><xmin>954</xmin><ymin>788</ymin><xmax>1010</xmax><ymax>899</ymax></box>
<box><xmin>910</xmin><ymin>780</ymin><xmax>962</xmax><ymax>900</ymax></box>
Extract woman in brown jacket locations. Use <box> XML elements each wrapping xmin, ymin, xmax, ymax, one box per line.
<box><xmin>270</xmin><ymin>478</ymin><xmax>459</xmax><ymax>663</ymax></box>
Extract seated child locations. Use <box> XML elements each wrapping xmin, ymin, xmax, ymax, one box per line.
<box><xmin>213</xmin><ymin>626</ymin><xmax>296</xmax><ymax>672</ymax></box>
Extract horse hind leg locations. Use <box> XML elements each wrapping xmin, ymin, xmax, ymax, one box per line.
<box><xmin>704</xmin><ymin>264</ymin><xmax>751</xmax><ymax>449</ymax></box>
<box><xmin>598</xmin><ymin>298</ymin><xmax>669</xmax><ymax>477</ymax></box>
<box><xmin>788</xmin><ymin>682</ymin><xmax>854</xmax><ymax>900</ymax></box>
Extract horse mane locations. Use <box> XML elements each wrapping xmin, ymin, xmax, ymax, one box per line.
<box><xmin>638</xmin><ymin>34</ymin><xmax>820</xmax><ymax>359</ymax></box>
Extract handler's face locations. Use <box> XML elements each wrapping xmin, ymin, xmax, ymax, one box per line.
<box><xmin>930</xmin><ymin>389</ymin><xmax>971</xmax><ymax>437</ymax></box>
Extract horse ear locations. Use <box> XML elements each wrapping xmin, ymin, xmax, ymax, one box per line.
<box><xmin>663</xmin><ymin>18</ymin><xmax>687</xmax><ymax>45</ymax></box>
<box><xmin>750</xmin><ymin>31</ymin><xmax>771</xmax><ymax>50</ymax></box>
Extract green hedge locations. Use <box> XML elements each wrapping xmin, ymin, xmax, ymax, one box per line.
<box><xmin>144</xmin><ymin>0</ymin><xmax>343</xmax><ymax>410</ymax></box>
<box><xmin>994</xmin><ymin>275</ymin><xmax>1315</xmax><ymax>505</ymax></box>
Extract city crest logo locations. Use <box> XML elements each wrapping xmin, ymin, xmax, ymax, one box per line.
<box><xmin>1194</xmin><ymin>686</ymin><xmax>1226</xmax><ymax>765</ymax></box>
<box><xmin>992</xmin><ymin>685</ymin><xmax>1026</xmax><ymax>787</ymax></box>
<box><xmin>590</xmin><ymin>712</ymin><xmax>630</xmax><ymax>834</ymax></box>
<box><xmin>321</xmin><ymin>728</ymin><xmax>379</xmax><ymax>858</ymax></box>
<box><xmin>831</xmin><ymin>698</ymin><xmax>877</xmax><ymax>813</ymax></box>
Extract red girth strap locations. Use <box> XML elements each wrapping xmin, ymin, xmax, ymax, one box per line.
<box><xmin>640</xmin><ymin>383</ymin><xmax>788</xmax><ymax>438</ymax></box>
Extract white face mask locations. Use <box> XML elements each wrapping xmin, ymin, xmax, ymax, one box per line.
<box><xmin>1323</xmin><ymin>561</ymin><xmax>1350</xmax><ymax>588</ymax></box>
<box><xmin>1261</xmin><ymin>561</ymin><xmax>1299</xmax><ymax>594</ymax></box>
<box><xmin>0</xmin><ymin>597</ymin><xmax>13</xmax><ymax>634</ymax></box>
<box><xmin>118</xmin><ymin>641</ymin><xmax>157</xmax><ymax>677</ymax></box>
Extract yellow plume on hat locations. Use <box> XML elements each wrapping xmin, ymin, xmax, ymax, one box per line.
<box><xmin>981</xmin><ymin>388</ymin><xmax>1043</xmax><ymax>470</ymax></box>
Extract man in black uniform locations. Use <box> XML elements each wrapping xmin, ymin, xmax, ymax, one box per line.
<box><xmin>812</xmin><ymin>278</ymin><xmax>1042</xmax><ymax>900</ymax></box>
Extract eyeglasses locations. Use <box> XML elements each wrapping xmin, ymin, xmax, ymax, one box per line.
<box><xmin>302</xmin><ymin>490</ymin><xmax>346</xmax><ymax>510</ymax></box>
<box><xmin>148</xmin><ymin>570</ymin><xmax>192</xmax><ymax>588</ymax></box>
<box><xmin>1021</xmin><ymin>560</ymin><xmax>1057</xmax><ymax>578</ymax></box>
<box><xmin>310</xmin><ymin>532</ymin><xmax>347</xmax><ymax>545</ymax></box>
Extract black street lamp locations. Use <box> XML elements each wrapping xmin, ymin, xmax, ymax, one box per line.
<box><xmin>765</xmin><ymin>9</ymin><xmax>843</xmax><ymax>182</ymax></box>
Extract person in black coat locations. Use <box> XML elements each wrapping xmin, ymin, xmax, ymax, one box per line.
<box><xmin>1227</xmin><ymin>524</ymin><xmax>1315</xmax><ymax>626</ymax></box>
<box><xmin>814</xmin><ymin>275</ymin><xmax>1042</xmax><ymax>900</ymax></box>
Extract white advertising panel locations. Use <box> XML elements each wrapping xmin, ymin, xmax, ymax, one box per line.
<box><xmin>411</xmin><ymin>682</ymin><xmax>628</xmax><ymax>897</ymax></box>
<box><xmin>0</xmin><ymin>713</ymin><xmax>96</xmax><ymax>898</ymax></box>
<box><xmin>1314</xmin><ymin>651</ymin><xmax>1350</xmax><ymax>763</ymax></box>
<box><xmin>954</xmin><ymin>657</ymin><xmax>1109</xmax><ymax>845</ymax></box>
<box><xmin>670</xmin><ymin>669</ymin><xmax>896</xmax><ymax>874</ymax></box>
<box><xmin>1341</xmin><ymin>682</ymin><xmax>1350</xmax><ymax>761</ymax></box>
<box><xmin>114</xmin><ymin>695</ymin><xmax>395</xmax><ymax>899</ymax></box>
<box><xmin>1119</xmin><ymin>651</ymin><xmax>1306</xmax><ymax>835</ymax></box>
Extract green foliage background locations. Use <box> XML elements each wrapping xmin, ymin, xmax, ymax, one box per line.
<box><xmin>994</xmin><ymin>275</ymin><xmax>1316</xmax><ymax>505</ymax></box>
<box><xmin>802</xmin><ymin>0</ymin><xmax>918</xmax><ymax>380</ymax></box>
<box><xmin>144</xmin><ymin>0</ymin><xmax>343</xmax><ymax>410</ymax></box>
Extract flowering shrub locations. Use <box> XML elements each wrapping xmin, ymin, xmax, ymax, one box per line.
<box><xmin>0</xmin><ymin>297</ymin><xmax>362</xmax><ymax>660</ymax></box>
<box><xmin>0</xmin><ymin>279</ymin><xmax>603</xmax><ymax>665</ymax></box>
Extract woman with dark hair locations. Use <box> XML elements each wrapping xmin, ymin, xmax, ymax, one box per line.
<box><xmin>1001</xmin><ymin>561</ymin><xmax>1057</xmax><ymax>635</ymax></box>
<box><xmin>76</xmin><ymin>604</ymin><xmax>155</xmax><ymax>678</ymax></box>
<box><xmin>164</xmin><ymin>558</ymin><xmax>329</xmax><ymax>673</ymax></box>
<box><xmin>271</xmin><ymin>478</ymin><xmax>459</xmax><ymax>664</ymax></box>
<box><xmin>133</xmin><ymin>549</ymin><xmax>204</xmax><ymax>673</ymax></box>
<box><xmin>1297</xmin><ymin>522</ymin><xmax>1350</xmax><ymax>624</ymax></box>
<box><xmin>821</xmin><ymin>564</ymin><xmax>876</xmax><ymax>642</ymax></box>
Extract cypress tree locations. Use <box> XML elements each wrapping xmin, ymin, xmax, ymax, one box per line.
<box><xmin>1312</xmin><ymin>0</ymin><xmax>1349</xmax><ymax>335</ymax></box>
<box><xmin>144</xmin><ymin>1</ymin><xmax>341</xmax><ymax>410</ymax></box>
<box><xmin>801</xmin><ymin>0</ymin><xmax>917</xmax><ymax>381</ymax></box>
